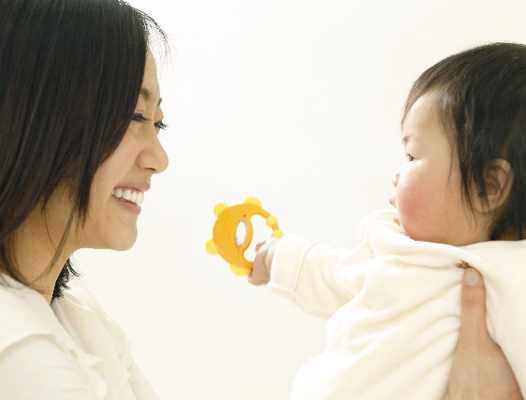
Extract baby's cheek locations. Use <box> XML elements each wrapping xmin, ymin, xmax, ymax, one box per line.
<box><xmin>396</xmin><ymin>193</ymin><xmax>431</xmax><ymax>240</ymax></box>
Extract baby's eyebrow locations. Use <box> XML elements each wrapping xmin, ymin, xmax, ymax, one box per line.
<box><xmin>401</xmin><ymin>134</ymin><xmax>413</xmax><ymax>145</ymax></box>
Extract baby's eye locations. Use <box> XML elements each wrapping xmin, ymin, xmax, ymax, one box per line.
<box><xmin>407</xmin><ymin>154</ymin><xmax>415</xmax><ymax>161</ymax></box>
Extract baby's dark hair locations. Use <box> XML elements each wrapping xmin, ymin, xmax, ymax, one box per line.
<box><xmin>403</xmin><ymin>42</ymin><xmax>526</xmax><ymax>240</ymax></box>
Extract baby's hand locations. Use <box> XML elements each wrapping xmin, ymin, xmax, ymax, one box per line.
<box><xmin>248</xmin><ymin>238</ymin><xmax>280</xmax><ymax>285</ymax></box>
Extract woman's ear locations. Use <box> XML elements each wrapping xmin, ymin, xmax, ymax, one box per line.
<box><xmin>473</xmin><ymin>159</ymin><xmax>513</xmax><ymax>213</ymax></box>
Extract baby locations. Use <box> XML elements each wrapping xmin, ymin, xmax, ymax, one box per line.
<box><xmin>252</xmin><ymin>42</ymin><xmax>526</xmax><ymax>399</ymax></box>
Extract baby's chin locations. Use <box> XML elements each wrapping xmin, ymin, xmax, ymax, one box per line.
<box><xmin>397</xmin><ymin>223</ymin><xmax>455</xmax><ymax>245</ymax></box>
<box><xmin>390</xmin><ymin>214</ymin><xmax>411</xmax><ymax>239</ymax></box>
<box><xmin>392</xmin><ymin>216</ymin><xmax>419</xmax><ymax>240</ymax></box>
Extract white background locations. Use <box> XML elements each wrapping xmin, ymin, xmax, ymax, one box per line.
<box><xmin>75</xmin><ymin>1</ymin><xmax>526</xmax><ymax>399</ymax></box>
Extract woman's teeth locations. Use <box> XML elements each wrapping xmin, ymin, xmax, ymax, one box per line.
<box><xmin>112</xmin><ymin>188</ymin><xmax>144</xmax><ymax>205</ymax></box>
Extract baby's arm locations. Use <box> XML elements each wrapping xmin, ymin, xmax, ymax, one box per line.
<box><xmin>251</xmin><ymin>235</ymin><xmax>370</xmax><ymax>318</ymax></box>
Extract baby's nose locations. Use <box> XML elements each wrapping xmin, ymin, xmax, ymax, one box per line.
<box><xmin>391</xmin><ymin>169</ymin><xmax>400</xmax><ymax>187</ymax></box>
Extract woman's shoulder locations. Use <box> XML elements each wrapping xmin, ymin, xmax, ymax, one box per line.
<box><xmin>0</xmin><ymin>274</ymin><xmax>130</xmax><ymax>356</ymax></box>
<box><xmin>0</xmin><ymin>274</ymin><xmax>61</xmax><ymax>348</ymax></box>
<box><xmin>0</xmin><ymin>276</ymin><xmax>98</xmax><ymax>388</ymax></box>
<box><xmin>0</xmin><ymin>278</ymin><xmax>122</xmax><ymax>399</ymax></box>
<box><xmin>58</xmin><ymin>282</ymin><xmax>110</xmax><ymax>322</ymax></box>
<box><xmin>56</xmin><ymin>282</ymin><xmax>124</xmax><ymax>339</ymax></box>
<box><xmin>0</xmin><ymin>275</ymin><xmax>119</xmax><ymax>354</ymax></box>
<box><xmin>54</xmin><ymin>282</ymin><xmax>131</xmax><ymax>361</ymax></box>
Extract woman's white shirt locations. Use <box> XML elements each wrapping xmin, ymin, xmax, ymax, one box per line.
<box><xmin>0</xmin><ymin>274</ymin><xmax>160</xmax><ymax>400</ymax></box>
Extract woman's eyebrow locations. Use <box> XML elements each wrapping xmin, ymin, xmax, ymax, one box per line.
<box><xmin>140</xmin><ymin>87</ymin><xmax>162</xmax><ymax>107</ymax></box>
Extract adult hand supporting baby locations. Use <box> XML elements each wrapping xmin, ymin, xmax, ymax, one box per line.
<box><xmin>449</xmin><ymin>267</ymin><xmax>522</xmax><ymax>399</ymax></box>
<box><xmin>248</xmin><ymin>238</ymin><xmax>279</xmax><ymax>285</ymax></box>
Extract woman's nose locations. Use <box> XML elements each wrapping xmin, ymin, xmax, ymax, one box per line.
<box><xmin>151</xmin><ymin>137</ymin><xmax>169</xmax><ymax>174</ymax></box>
<box><xmin>139</xmin><ymin>134</ymin><xmax>169</xmax><ymax>174</ymax></box>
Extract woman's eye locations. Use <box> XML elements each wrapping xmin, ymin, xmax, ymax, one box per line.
<box><xmin>132</xmin><ymin>113</ymin><xmax>167</xmax><ymax>131</ymax></box>
<box><xmin>155</xmin><ymin>121</ymin><xmax>168</xmax><ymax>130</ymax></box>
<box><xmin>132</xmin><ymin>113</ymin><xmax>149</xmax><ymax>123</ymax></box>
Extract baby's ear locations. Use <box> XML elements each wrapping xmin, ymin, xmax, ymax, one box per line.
<box><xmin>474</xmin><ymin>159</ymin><xmax>513</xmax><ymax>213</ymax></box>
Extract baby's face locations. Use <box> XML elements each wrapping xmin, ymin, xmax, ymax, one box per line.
<box><xmin>389</xmin><ymin>91</ymin><xmax>489</xmax><ymax>246</ymax></box>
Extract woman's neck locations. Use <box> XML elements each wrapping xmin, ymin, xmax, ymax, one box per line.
<box><xmin>11</xmin><ymin>207</ymin><xmax>74</xmax><ymax>303</ymax></box>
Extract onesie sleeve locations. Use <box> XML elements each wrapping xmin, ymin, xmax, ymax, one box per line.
<box><xmin>269</xmin><ymin>234</ymin><xmax>371</xmax><ymax>318</ymax></box>
<box><xmin>0</xmin><ymin>335</ymin><xmax>95</xmax><ymax>400</ymax></box>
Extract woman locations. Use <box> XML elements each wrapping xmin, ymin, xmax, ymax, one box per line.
<box><xmin>0</xmin><ymin>0</ymin><xmax>167</xmax><ymax>398</ymax></box>
<box><xmin>0</xmin><ymin>0</ymin><xmax>520</xmax><ymax>399</ymax></box>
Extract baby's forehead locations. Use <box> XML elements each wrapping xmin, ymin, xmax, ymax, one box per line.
<box><xmin>401</xmin><ymin>94</ymin><xmax>458</xmax><ymax>147</ymax></box>
<box><xmin>404</xmin><ymin>90</ymin><xmax>455</xmax><ymax>131</ymax></box>
<box><xmin>403</xmin><ymin>92</ymin><xmax>443</xmax><ymax>124</ymax></box>
<box><xmin>403</xmin><ymin>89</ymin><xmax>439</xmax><ymax>123</ymax></box>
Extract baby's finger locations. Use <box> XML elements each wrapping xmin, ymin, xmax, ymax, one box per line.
<box><xmin>250</xmin><ymin>244</ymin><xmax>271</xmax><ymax>285</ymax></box>
<box><xmin>255</xmin><ymin>241</ymin><xmax>266</xmax><ymax>252</ymax></box>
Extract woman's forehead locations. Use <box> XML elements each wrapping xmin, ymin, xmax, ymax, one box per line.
<box><xmin>140</xmin><ymin>53</ymin><xmax>161</xmax><ymax>106</ymax></box>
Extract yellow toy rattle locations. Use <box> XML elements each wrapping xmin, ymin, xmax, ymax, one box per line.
<box><xmin>206</xmin><ymin>197</ymin><xmax>284</xmax><ymax>276</ymax></box>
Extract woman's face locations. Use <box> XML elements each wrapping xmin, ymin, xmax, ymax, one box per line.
<box><xmin>70</xmin><ymin>51</ymin><xmax>169</xmax><ymax>251</ymax></box>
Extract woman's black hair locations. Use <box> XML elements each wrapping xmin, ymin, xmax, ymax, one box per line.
<box><xmin>403</xmin><ymin>42</ymin><xmax>526</xmax><ymax>240</ymax></box>
<box><xmin>0</xmin><ymin>0</ymin><xmax>166</xmax><ymax>300</ymax></box>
